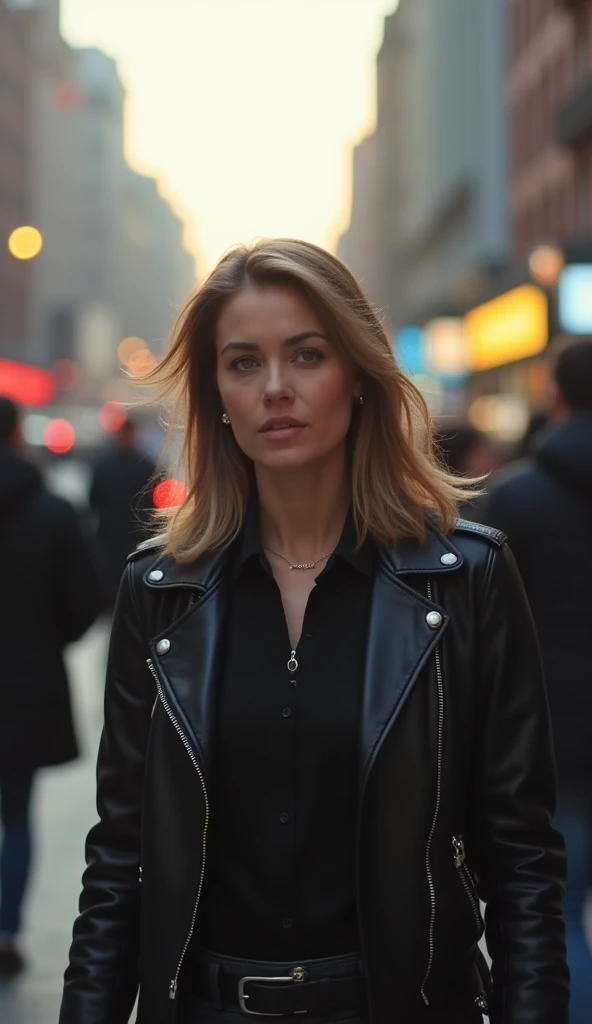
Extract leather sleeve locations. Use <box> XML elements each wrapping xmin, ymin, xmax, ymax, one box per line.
<box><xmin>472</xmin><ymin>543</ymin><xmax>569</xmax><ymax>1024</ymax></box>
<box><xmin>59</xmin><ymin>563</ymin><xmax>152</xmax><ymax>1024</ymax></box>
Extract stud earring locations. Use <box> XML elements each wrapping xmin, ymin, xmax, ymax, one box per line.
<box><xmin>221</xmin><ymin>412</ymin><xmax>230</xmax><ymax>425</ymax></box>
<box><xmin>357</xmin><ymin>395</ymin><xmax>364</xmax><ymax>405</ymax></box>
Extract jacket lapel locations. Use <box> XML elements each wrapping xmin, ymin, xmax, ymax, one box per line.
<box><xmin>144</xmin><ymin>547</ymin><xmax>231</xmax><ymax>778</ymax></box>
<box><xmin>359</xmin><ymin>524</ymin><xmax>462</xmax><ymax>793</ymax></box>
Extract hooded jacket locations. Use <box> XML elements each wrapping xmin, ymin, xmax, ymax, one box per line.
<box><xmin>483</xmin><ymin>412</ymin><xmax>592</xmax><ymax>783</ymax></box>
<box><xmin>60</xmin><ymin>518</ymin><xmax>568</xmax><ymax>1024</ymax></box>
<box><xmin>0</xmin><ymin>443</ymin><xmax>104</xmax><ymax>772</ymax></box>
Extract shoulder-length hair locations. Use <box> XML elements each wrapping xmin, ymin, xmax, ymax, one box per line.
<box><xmin>143</xmin><ymin>238</ymin><xmax>477</xmax><ymax>563</ymax></box>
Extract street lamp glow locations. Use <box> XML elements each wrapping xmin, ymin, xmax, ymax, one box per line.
<box><xmin>8</xmin><ymin>226</ymin><xmax>44</xmax><ymax>260</ymax></box>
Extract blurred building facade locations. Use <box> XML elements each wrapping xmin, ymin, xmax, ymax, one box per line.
<box><xmin>340</xmin><ymin>0</ymin><xmax>508</xmax><ymax>332</ymax></box>
<box><xmin>0</xmin><ymin>0</ymin><xmax>30</xmax><ymax>353</ymax></box>
<box><xmin>340</xmin><ymin>0</ymin><xmax>592</xmax><ymax>440</ymax></box>
<box><xmin>510</xmin><ymin>0</ymin><xmax>592</xmax><ymax>254</ymax></box>
<box><xmin>0</xmin><ymin>0</ymin><xmax>197</xmax><ymax>418</ymax></box>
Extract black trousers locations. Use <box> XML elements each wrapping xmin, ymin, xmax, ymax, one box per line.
<box><xmin>177</xmin><ymin>995</ymin><xmax>365</xmax><ymax>1024</ymax></box>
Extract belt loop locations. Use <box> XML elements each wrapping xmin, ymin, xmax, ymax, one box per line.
<box><xmin>318</xmin><ymin>977</ymin><xmax>332</xmax><ymax>1020</ymax></box>
<box><xmin>208</xmin><ymin>961</ymin><xmax>223</xmax><ymax>1010</ymax></box>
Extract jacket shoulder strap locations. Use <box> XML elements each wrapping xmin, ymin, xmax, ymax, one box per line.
<box><xmin>127</xmin><ymin>534</ymin><xmax>166</xmax><ymax>562</ymax></box>
<box><xmin>454</xmin><ymin>518</ymin><xmax>506</xmax><ymax>548</ymax></box>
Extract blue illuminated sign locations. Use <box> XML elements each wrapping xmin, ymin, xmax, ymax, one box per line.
<box><xmin>558</xmin><ymin>264</ymin><xmax>592</xmax><ymax>334</ymax></box>
<box><xmin>394</xmin><ymin>325</ymin><xmax>426</xmax><ymax>375</ymax></box>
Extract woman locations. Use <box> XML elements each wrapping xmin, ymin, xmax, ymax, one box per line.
<box><xmin>60</xmin><ymin>240</ymin><xmax>568</xmax><ymax>1024</ymax></box>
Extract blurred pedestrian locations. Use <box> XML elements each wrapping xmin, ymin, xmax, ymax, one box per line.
<box><xmin>89</xmin><ymin>417</ymin><xmax>157</xmax><ymax>605</ymax></box>
<box><xmin>513</xmin><ymin>409</ymin><xmax>549</xmax><ymax>460</ymax></box>
<box><xmin>0</xmin><ymin>398</ymin><xmax>104</xmax><ymax>978</ymax></box>
<box><xmin>483</xmin><ymin>338</ymin><xmax>592</xmax><ymax>1023</ymax></box>
<box><xmin>61</xmin><ymin>240</ymin><xmax>567</xmax><ymax>1024</ymax></box>
<box><xmin>435</xmin><ymin>424</ymin><xmax>500</xmax><ymax>521</ymax></box>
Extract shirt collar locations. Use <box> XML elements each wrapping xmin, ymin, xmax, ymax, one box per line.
<box><xmin>232</xmin><ymin>500</ymin><xmax>374</xmax><ymax>579</ymax></box>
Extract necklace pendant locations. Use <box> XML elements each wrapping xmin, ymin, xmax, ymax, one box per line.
<box><xmin>290</xmin><ymin>561</ymin><xmax>315</xmax><ymax>571</ymax></box>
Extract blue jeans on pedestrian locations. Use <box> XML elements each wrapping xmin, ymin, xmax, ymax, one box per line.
<box><xmin>555</xmin><ymin>789</ymin><xmax>592</xmax><ymax>1024</ymax></box>
<box><xmin>0</xmin><ymin>773</ymin><xmax>35</xmax><ymax>939</ymax></box>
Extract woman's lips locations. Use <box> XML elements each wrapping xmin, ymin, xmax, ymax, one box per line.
<box><xmin>260</xmin><ymin>424</ymin><xmax>306</xmax><ymax>440</ymax></box>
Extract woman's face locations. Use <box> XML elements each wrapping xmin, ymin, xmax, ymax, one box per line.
<box><xmin>215</xmin><ymin>283</ymin><xmax>360</xmax><ymax>474</ymax></box>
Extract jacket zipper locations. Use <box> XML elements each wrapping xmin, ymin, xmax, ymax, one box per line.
<box><xmin>146</xmin><ymin>657</ymin><xmax>210</xmax><ymax>1001</ymax></box>
<box><xmin>452</xmin><ymin>835</ymin><xmax>481</xmax><ymax>931</ymax></box>
<box><xmin>420</xmin><ymin>579</ymin><xmax>444</xmax><ymax>1007</ymax></box>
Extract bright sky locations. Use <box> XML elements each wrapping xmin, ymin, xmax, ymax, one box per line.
<box><xmin>61</xmin><ymin>0</ymin><xmax>399</xmax><ymax>276</ymax></box>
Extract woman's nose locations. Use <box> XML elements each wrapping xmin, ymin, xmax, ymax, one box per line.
<box><xmin>262</xmin><ymin>365</ymin><xmax>293</xmax><ymax>402</ymax></box>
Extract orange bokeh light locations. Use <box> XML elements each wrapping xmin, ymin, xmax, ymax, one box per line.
<box><xmin>44</xmin><ymin>418</ymin><xmax>75</xmax><ymax>454</ymax></box>
<box><xmin>127</xmin><ymin>347</ymin><xmax>158</xmax><ymax>376</ymax></box>
<box><xmin>152</xmin><ymin>479</ymin><xmax>188</xmax><ymax>509</ymax></box>
<box><xmin>99</xmin><ymin>401</ymin><xmax>127</xmax><ymax>432</ymax></box>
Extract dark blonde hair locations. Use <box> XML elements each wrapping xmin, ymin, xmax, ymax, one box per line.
<box><xmin>144</xmin><ymin>238</ymin><xmax>476</xmax><ymax>563</ymax></box>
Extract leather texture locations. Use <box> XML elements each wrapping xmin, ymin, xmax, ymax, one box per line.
<box><xmin>59</xmin><ymin>520</ymin><xmax>569</xmax><ymax>1024</ymax></box>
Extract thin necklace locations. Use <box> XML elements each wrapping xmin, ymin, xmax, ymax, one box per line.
<box><xmin>264</xmin><ymin>547</ymin><xmax>334</xmax><ymax>571</ymax></box>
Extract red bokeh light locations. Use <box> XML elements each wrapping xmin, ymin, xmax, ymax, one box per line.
<box><xmin>152</xmin><ymin>479</ymin><xmax>188</xmax><ymax>509</ymax></box>
<box><xmin>0</xmin><ymin>359</ymin><xmax>56</xmax><ymax>406</ymax></box>
<box><xmin>44</xmin><ymin>419</ymin><xmax>76</xmax><ymax>454</ymax></box>
<box><xmin>99</xmin><ymin>401</ymin><xmax>127</xmax><ymax>432</ymax></box>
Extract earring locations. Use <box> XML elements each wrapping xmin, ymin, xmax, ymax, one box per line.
<box><xmin>221</xmin><ymin>412</ymin><xmax>230</xmax><ymax>425</ymax></box>
<box><xmin>357</xmin><ymin>395</ymin><xmax>364</xmax><ymax>405</ymax></box>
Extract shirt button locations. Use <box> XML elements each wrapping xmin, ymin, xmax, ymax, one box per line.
<box><xmin>282</xmin><ymin>918</ymin><xmax>293</xmax><ymax>929</ymax></box>
<box><xmin>282</xmin><ymin>707</ymin><xmax>292</xmax><ymax>718</ymax></box>
<box><xmin>279</xmin><ymin>812</ymin><xmax>289</xmax><ymax>824</ymax></box>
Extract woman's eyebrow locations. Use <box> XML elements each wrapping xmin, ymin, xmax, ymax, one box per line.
<box><xmin>220</xmin><ymin>331</ymin><xmax>328</xmax><ymax>356</ymax></box>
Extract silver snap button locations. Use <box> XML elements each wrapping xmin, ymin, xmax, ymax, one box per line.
<box><xmin>156</xmin><ymin>638</ymin><xmax>171</xmax><ymax>656</ymax></box>
<box><xmin>440</xmin><ymin>552</ymin><xmax>457</xmax><ymax>566</ymax></box>
<box><xmin>149</xmin><ymin>569</ymin><xmax>164</xmax><ymax>582</ymax></box>
<box><xmin>426</xmin><ymin>611</ymin><xmax>442</xmax><ymax>629</ymax></box>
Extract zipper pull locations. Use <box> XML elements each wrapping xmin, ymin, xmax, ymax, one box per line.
<box><xmin>169</xmin><ymin>979</ymin><xmax>178</xmax><ymax>1001</ymax></box>
<box><xmin>287</xmin><ymin>650</ymin><xmax>298</xmax><ymax>673</ymax></box>
<box><xmin>452</xmin><ymin>835</ymin><xmax>466</xmax><ymax>868</ymax></box>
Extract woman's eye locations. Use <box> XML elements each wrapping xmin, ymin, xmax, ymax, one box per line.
<box><xmin>296</xmin><ymin>349</ymin><xmax>322</xmax><ymax>364</ymax></box>
<box><xmin>232</xmin><ymin>357</ymin><xmax>258</xmax><ymax>371</ymax></box>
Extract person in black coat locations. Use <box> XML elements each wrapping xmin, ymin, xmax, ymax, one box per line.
<box><xmin>0</xmin><ymin>398</ymin><xmax>104</xmax><ymax>978</ymax></box>
<box><xmin>482</xmin><ymin>339</ymin><xmax>592</xmax><ymax>1024</ymax></box>
<box><xmin>89</xmin><ymin>419</ymin><xmax>157</xmax><ymax>605</ymax></box>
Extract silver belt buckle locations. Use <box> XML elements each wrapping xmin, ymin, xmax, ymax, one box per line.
<box><xmin>238</xmin><ymin>968</ymin><xmax>308</xmax><ymax>1017</ymax></box>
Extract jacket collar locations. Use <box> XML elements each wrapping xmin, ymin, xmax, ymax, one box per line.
<box><xmin>142</xmin><ymin>518</ymin><xmax>463</xmax><ymax>594</ymax></box>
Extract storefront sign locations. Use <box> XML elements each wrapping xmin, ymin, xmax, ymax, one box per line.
<box><xmin>464</xmin><ymin>284</ymin><xmax>548</xmax><ymax>372</ymax></box>
<box><xmin>558</xmin><ymin>264</ymin><xmax>592</xmax><ymax>333</ymax></box>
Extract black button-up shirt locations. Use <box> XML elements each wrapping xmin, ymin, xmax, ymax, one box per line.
<box><xmin>198</xmin><ymin>505</ymin><xmax>375</xmax><ymax>959</ymax></box>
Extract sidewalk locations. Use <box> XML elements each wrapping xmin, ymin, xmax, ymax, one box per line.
<box><xmin>0</xmin><ymin>621</ymin><xmax>109</xmax><ymax>1024</ymax></box>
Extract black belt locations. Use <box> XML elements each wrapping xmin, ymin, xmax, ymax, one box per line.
<box><xmin>189</xmin><ymin>950</ymin><xmax>366</xmax><ymax>1017</ymax></box>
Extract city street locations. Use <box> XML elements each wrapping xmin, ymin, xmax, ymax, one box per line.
<box><xmin>0</xmin><ymin>621</ymin><xmax>109</xmax><ymax>1024</ymax></box>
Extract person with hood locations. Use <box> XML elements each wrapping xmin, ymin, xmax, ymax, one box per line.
<box><xmin>483</xmin><ymin>338</ymin><xmax>592</xmax><ymax>1024</ymax></box>
<box><xmin>89</xmin><ymin>418</ymin><xmax>157</xmax><ymax>606</ymax></box>
<box><xmin>0</xmin><ymin>397</ymin><xmax>104</xmax><ymax>978</ymax></box>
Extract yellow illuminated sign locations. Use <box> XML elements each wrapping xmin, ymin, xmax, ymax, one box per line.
<box><xmin>464</xmin><ymin>284</ymin><xmax>548</xmax><ymax>372</ymax></box>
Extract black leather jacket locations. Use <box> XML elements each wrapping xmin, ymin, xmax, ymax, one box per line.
<box><xmin>60</xmin><ymin>519</ymin><xmax>568</xmax><ymax>1024</ymax></box>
